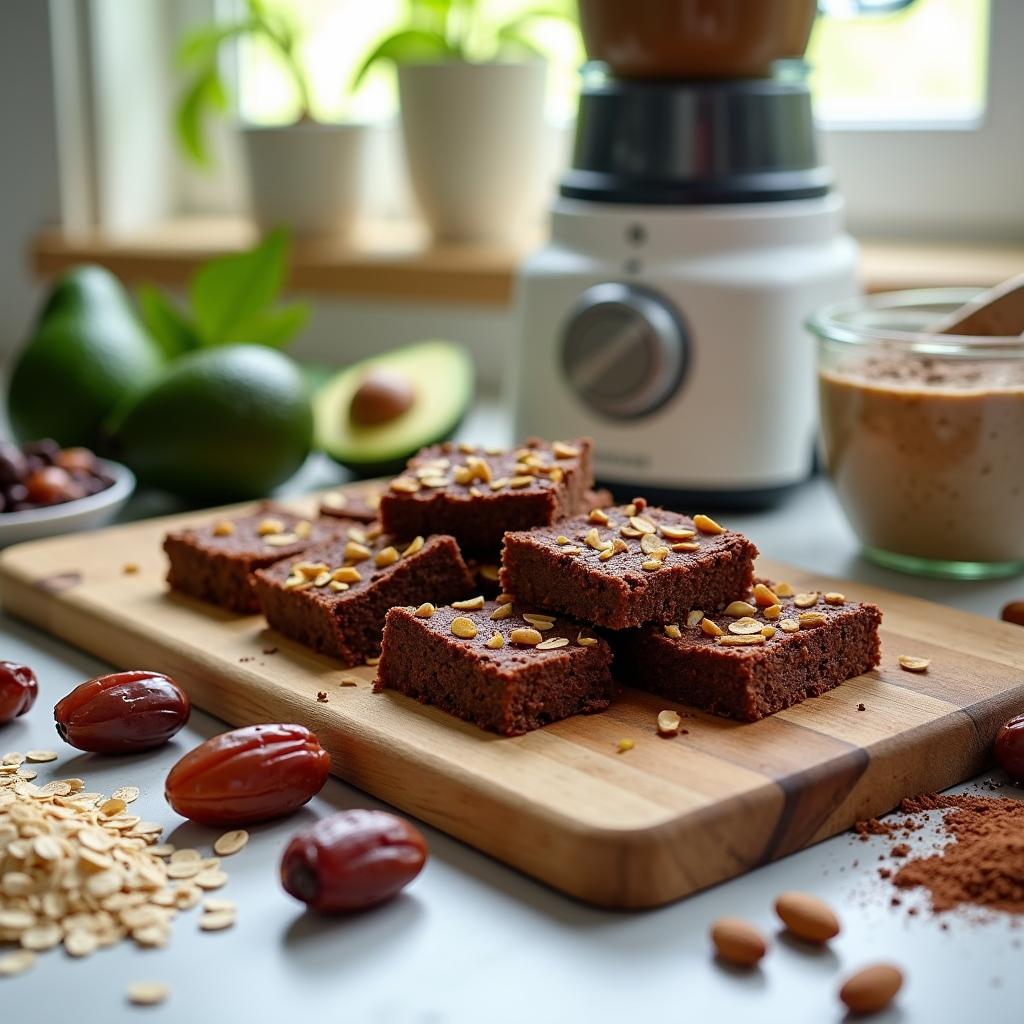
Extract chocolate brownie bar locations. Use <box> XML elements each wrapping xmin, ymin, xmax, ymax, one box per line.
<box><xmin>499</xmin><ymin>502</ymin><xmax>758</xmax><ymax>630</ymax></box>
<box><xmin>378</xmin><ymin>438</ymin><xmax>594</xmax><ymax>553</ymax></box>
<box><xmin>614</xmin><ymin>583</ymin><xmax>883</xmax><ymax>721</ymax></box>
<box><xmin>319</xmin><ymin>484</ymin><xmax>383</xmax><ymax>523</ymax></box>
<box><xmin>252</xmin><ymin>520</ymin><xmax>475</xmax><ymax>665</ymax></box>
<box><xmin>164</xmin><ymin>505</ymin><xmax>340</xmax><ymax>614</ymax></box>
<box><xmin>374</xmin><ymin>599</ymin><xmax>615</xmax><ymax>736</ymax></box>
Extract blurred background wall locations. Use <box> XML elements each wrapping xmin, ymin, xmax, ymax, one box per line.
<box><xmin>0</xmin><ymin>1</ymin><xmax>61</xmax><ymax>355</ymax></box>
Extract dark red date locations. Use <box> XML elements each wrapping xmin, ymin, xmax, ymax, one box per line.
<box><xmin>1002</xmin><ymin>602</ymin><xmax>1024</xmax><ymax>628</ymax></box>
<box><xmin>165</xmin><ymin>723</ymin><xmax>330</xmax><ymax>826</ymax></box>
<box><xmin>54</xmin><ymin>670</ymin><xmax>190</xmax><ymax>753</ymax></box>
<box><xmin>995</xmin><ymin>713</ymin><xmax>1024</xmax><ymax>783</ymax></box>
<box><xmin>280</xmin><ymin>809</ymin><xmax>428</xmax><ymax>913</ymax></box>
<box><xmin>0</xmin><ymin>661</ymin><xmax>38</xmax><ymax>724</ymax></box>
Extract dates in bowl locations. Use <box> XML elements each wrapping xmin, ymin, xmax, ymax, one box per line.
<box><xmin>0</xmin><ymin>439</ymin><xmax>135</xmax><ymax>547</ymax></box>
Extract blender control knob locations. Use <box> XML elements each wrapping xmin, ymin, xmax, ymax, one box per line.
<box><xmin>561</xmin><ymin>283</ymin><xmax>688</xmax><ymax>420</ymax></box>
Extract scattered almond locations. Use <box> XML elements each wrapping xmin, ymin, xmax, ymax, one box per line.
<box><xmin>663</xmin><ymin>624</ymin><xmax>682</xmax><ymax>639</ymax></box>
<box><xmin>452</xmin><ymin>596</ymin><xmax>485</xmax><ymax>611</ymax></box>
<box><xmin>774</xmin><ymin>891</ymin><xmax>840</xmax><ymax>944</ymax></box>
<box><xmin>793</xmin><ymin>592</ymin><xmax>819</xmax><ymax>609</ymax></box>
<box><xmin>213</xmin><ymin>830</ymin><xmax>249</xmax><ymax>856</ymax></box>
<box><xmin>485</xmin><ymin>633</ymin><xmax>504</xmax><ymax>650</ymax></box>
<box><xmin>450</xmin><ymin>617</ymin><xmax>478</xmax><ymax>640</ymax></box>
<box><xmin>897</xmin><ymin>655</ymin><xmax>930</xmax><ymax>673</ymax></box>
<box><xmin>710</xmin><ymin>918</ymin><xmax>767</xmax><ymax>967</ymax></box>
<box><xmin>839</xmin><ymin>965</ymin><xmax>904</xmax><ymax>1016</ymax></box>
<box><xmin>414</xmin><ymin>603</ymin><xmax>435</xmax><ymax>618</ymax></box>
<box><xmin>509</xmin><ymin>627</ymin><xmax>543</xmax><ymax>646</ymax></box>
<box><xmin>724</xmin><ymin>601</ymin><xmax>757</xmax><ymax>617</ymax></box>
<box><xmin>693</xmin><ymin>514</ymin><xmax>725</xmax><ymax>535</ymax></box>
<box><xmin>657</xmin><ymin>710</ymin><xmax>681</xmax><ymax>736</ymax></box>
<box><xmin>127</xmin><ymin>981</ymin><xmax>170</xmax><ymax>1006</ymax></box>
<box><xmin>701</xmin><ymin>618</ymin><xmax>724</xmax><ymax>638</ymax></box>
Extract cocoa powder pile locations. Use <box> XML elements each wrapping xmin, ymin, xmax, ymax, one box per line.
<box><xmin>882</xmin><ymin>793</ymin><xmax>1024</xmax><ymax>914</ymax></box>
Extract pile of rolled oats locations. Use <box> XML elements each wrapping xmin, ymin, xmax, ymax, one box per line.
<box><xmin>0</xmin><ymin>751</ymin><xmax>242</xmax><ymax>982</ymax></box>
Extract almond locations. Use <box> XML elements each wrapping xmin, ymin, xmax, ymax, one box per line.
<box><xmin>774</xmin><ymin>891</ymin><xmax>840</xmax><ymax>944</ymax></box>
<box><xmin>710</xmin><ymin>918</ymin><xmax>767</xmax><ymax>967</ymax></box>
<box><xmin>839</xmin><ymin>964</ymin><xmax>903</xmax><ymax>1016</ymax></box>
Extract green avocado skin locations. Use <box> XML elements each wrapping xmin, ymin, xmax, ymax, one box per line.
<box><xmin>109</xmin><ymin>345</ymin><xmax>313</xmax><ymax>501</ymax></box>
<box><xmin>8</xmin><ymin>265</ymin><xmax>165</xmax><ymax>449</ymax></box>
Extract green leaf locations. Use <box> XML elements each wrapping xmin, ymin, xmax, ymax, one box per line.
<box><xmin>351</xmin><ymin>29</ymin><xmax>455</xmax><ymax>90</ymax></box>
<box><xmin>137</xmin><ymin>285</ymin><xmax>202</xmax><ymax>357</ymax></box>
<box><xmin>223</xmin><ymin>303</ymin><xmax>310</xmax><ymax>349</ymax></box>
<box><xmin>495</xmin><ymin>24</ymin><xmax>545</xmax><ymax>59</ymax></box>
<box><xmin>176</xmin><ymin>21</ymin><xmax>250</xmax><ymax>69</ymax></box>
<box><xmin>189</xmin><ymin>229</ymin><xmax>291</xmax><ymax>346</ymax></box>
<box><xmin>175</xmin><ymin>65</ymin><xmax>228</xmax><ymax>167</ymax></box>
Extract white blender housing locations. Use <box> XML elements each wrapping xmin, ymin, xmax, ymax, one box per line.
<box><xmin>514</xmin><ymin>72</ymin><xmax>858</xmax><ymax>507</ymax></box>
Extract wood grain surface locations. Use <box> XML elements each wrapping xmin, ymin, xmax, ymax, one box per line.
<box><xmin>2</xmin><ymin>492</ymin><xmax>1022</xmax><ymax>909</ymax></box>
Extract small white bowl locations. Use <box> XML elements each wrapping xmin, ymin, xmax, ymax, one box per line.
<box><xmin>0</xmin><ymin>459</ymin><xmax>136</xmax><ymax>548</ymax></box>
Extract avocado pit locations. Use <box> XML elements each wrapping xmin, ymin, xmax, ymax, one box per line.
<box><xmin>349</xmin><ymin>370</ymin><xmax>415</xmax><ymax>427</ymax></box>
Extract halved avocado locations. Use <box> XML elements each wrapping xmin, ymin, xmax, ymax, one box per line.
<box><xmin>315</xmin><ymin>340</ymin><xmax>474</xmax><ymax>476</ymax></box>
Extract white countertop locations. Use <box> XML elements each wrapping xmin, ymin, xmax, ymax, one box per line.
<box><xmin>3</xmin><ymin>407</ymin><xmax>1023</xmax><ymax>1023</ymax></box>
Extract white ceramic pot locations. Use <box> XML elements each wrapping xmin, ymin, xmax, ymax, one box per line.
<box><xmin>397</xmin><ymin>62</ymin><xmax>548</xmax><ymax>245</ymax></box>
<box><xmin>240</xmin><ymin>122</ymin><xmax>367</xmax><ymax>239</ymax></box>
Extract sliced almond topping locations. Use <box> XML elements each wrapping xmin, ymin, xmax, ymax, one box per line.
<box><xmin>328</xmin><ymin>581</ymin><xmax>348</xmax><ymax>593</ymax></box>
<box><xmin>322</xmin><ymin>491</ymin><xmax>347</xmax><ymax>509</ymax></box>
<box><xmin>452</xmin><ymin>595</ymin><xmax>485</xmax><ymax>611</ymax></box>
<box><xmin>657</xmin><ymin>710</ymin><xmax>681</xmax><ymax>736</ymax></box>
<box><xmin>798</xmin><ymin>611</ymin><xmax>828</xmax><ymax>629</ymax></box>
<box><xmin>588</xmin><ymin>509</ymin><xmax>610</xmax><ymax>525</ymax></box>
<box><xmin>623</xmin><ymin>503</ymin><xmax>637</xmax><ymax>517</ymax></box>
<box><xmin>663</xmin><ymin>624</ymin><xmax>682</xmax><ymax>639</ymax></box>
<box><xmin>489</xmin><ymin>603</ymin><xmax>513</xmax><ymax>621</ymax></box>
<box><xmin>616</xmin><ymin>738</ymin><xmax>635</xmax><ymax>754</ymax></box>
<box><xmin>763</xmin><ymin>604</ymin><xmax>782</xmax><ymax>620</ymax></box>
<box><xmin>898</xmin><ymin>655</ymin><xmax>930</xmax><ymax>673</ymax></box>
<box><xmin>556</xmin><ymin>535</ymin><xmax>571</xmax><ymax>545</ymax></box>
<box><xmin>332</xmin><ymin>566</ymin><xmax>362</xmax><ymax>583</ymax></box>
<box><xmin>793</xmin><ymin>592</ymin><xmax>820</xmax><ymax>609</ymax></box>
<box><xmin>402</xmin><ymin>536</ymin><xmax>425</xmax><ymax>558</ymax></box>
<box><xmin>256</xmin><ymin>517</ymin><xmax>285</xmax><ymax>536</ymax></box>
<box><xmin>619</xmin><ymin>525</ymin><xmax>643</xmax><ymax>538</ymax></box>
<box><xmin>761</xmin><ymin>626</ymin><xmax>777</xmax><ymax>639</ymax></box>
<box><xmin>659</xmin><ymin>524</ymin><xmax>697</xmax><ymax>541</ymax></box>
<box><xmin>536</xmin><ymin>637</ymin><xmax>570</xmax><ymax>650</ymax></box>
<box><xmin>824</xmin><ymin>592</ymin><xmax>846</xmax><ymax>605</ymax></box>
<box><xmin>640</xmin><ymin>533</ymin><xmax>662</xmax><ymax>555</ymax></box>
<box><xmin>701</xmin><ymin>618</ymin><xmax>724</xmax><ymax>638</ymax></box>
<box><xmin>724</xmin><ymin>601</ymin><xmax>757</xmax><ymax>617</ymax></box>
<box><xmin>344</xmin><ymin>541</ymin><xmax>372</xmax><ymax>563</ymax></box>
<box><xmin>577</xmin><ymin>633</ymin><xmax>599</xmax><ymax>647</ymax></box>
<box><xmin>294</xmin><ymin>520</ymin><xmax>313</xmax><ymax>539</ymax></box>
<box><xmin>485</xmin><ymin>632</ymin><xmax>504</xmax><ymax>649</ymax></box>
<box><xmin>264</xmin><ymin>532</ymin><xmax>299</xmax><ymax>547</ymax></box>
<box><xmin>348</xmin><ymin>526</ymin><xmax>368</xmax><ymax>543</ymax></box>
<box><xmin>450</xmin><ymin>617</ymin><xmax>478</xmax><ymax>639</ymax></box>
<box><xmin>458</xmin><ymin>441</ymin><xmax>476</xmax><ymax>454</ymax></box>
<box><xmin>508</xmin><ymin>475</ymin><xmax>534</xmax><ymax>489</ymax></box>
<box><xmin>640</xmin><ymin>560</ymin><xmax>663</xmax><ymax>571</ymax></box>
<box><xmin>489</xmin><ymin>477</ymin><xmax>508</xmax><ymax>491</ymax></box>
<box><xmin>552</xmin><ymin>441</ymin><xmax>579</xmax><ymax>459</ymax></box>
<box><xmin>716</xmin><ymin>634</ymin><xmax>767</xmax><ymax>647</ymax></box>
<box><xmin>420</xmin><ymin>476</ymin><xmax>449</xmax><ymax>488</ymax></box>
<box><xmin>779</xmin><ymin>618</ymin><xmax>800</xmax><ymax>633</ymax></box>
<box><xmin>212</xmin><ymin>520</ymin><xmax>235</xmax><ymax>537</ymax></box>
<box><xmin>629</xmin><ymin>515</ymin><xmax>657</xmax><ymax>535</ymax></box>
<box><xmin>100</xmin><ymin>798</ymin><xmax>126</xmax><ymax>817</ymax></box>
<box><xmin>686</xmin><ymin>610</ymin><xmax>705</xmax><ymax>628</ymax></box>
<box><xmin>671</xmin><ymin>541</ymin><xmax>701</xmax><ymax>553</ymax></box>
<box><xmin>509</xmin><ymin>627</ymin><xmax>543</xmax><ymax>646</ymax></box>
<box><xmin>774</xmin><ymin>581</ymin><xmax>794</xmax><ymax>597</ymax></box>
<box><xmin>414</xmin><ymin>602</ymin><xmax>436</xmax><ymax>618</ymax></box>
<box><xmin>390</xmin><ymin>476</ymin><xmax>421</xmax><ymax>494</ymax></box>
<box><xmin>728</xmin><ymin>617</ymin><xmax>763</xmax><ymax>636</ymax></box>
<box><xmin>312</xmin><ymin>572</ymin><xmax>332</xmax><ymax>588</ymax></box>
<box><xmin>598</xmin><ymin>547</ymin><xmax>615</xmax><ymax>562</ymax></box>
<box><xmin>562</xmin><ymin>546</ymin><xmax>581</xmax><ymax>555</ymax></box>
<box><xmin>753</xmin><ymin>583</ymin><xmax>779</xmax><ymax>607</ymax></box>
<box><xmin>585</xmin><ymin>527</ymin><xmax>611</xmax><ymax>551</ymax></box>
<box><xmin>549</xmin><ymin>466</ymin><xmax>564</xmax><ymax>484</ymax></box>
<box><xmin>522</xmin><ymin>612</ymin><xmax>556</xmax><ymax>629</ymax></box>
<box><xmin>375</xmin><ymin>546</ymin><xmax>400</xmax><ymax>569</ymax></box>
<box><xmin>693</xmin><ymin>514</ymin><xmax>725</xmax><ymax>535</ymax></box>
<box><xmin>453</xmin><ymin>465</ymin><xmax>473</xmax><ymax>485</ymax></box>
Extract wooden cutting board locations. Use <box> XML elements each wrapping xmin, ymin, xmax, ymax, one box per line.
<box><xmin>1</xmin><ymin>490</ymin><xmax>1022</xmax><ymax>909</ymax></box>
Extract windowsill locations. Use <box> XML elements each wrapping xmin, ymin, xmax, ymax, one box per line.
<box><xmin>31</xmin><ymin>218</ymin><xmax>1024</xmax><ymax>307</ymax></box>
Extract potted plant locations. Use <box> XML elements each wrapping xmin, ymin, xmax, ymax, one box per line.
<box><xmin>177</xmin><ymin>0</ymin><xmax>366</xmax><ymax>240</ymax></box>
<box><xmin>354</xmin><ymin>0</ymin><xmax>576</xmax><ymax>246</ymax></box>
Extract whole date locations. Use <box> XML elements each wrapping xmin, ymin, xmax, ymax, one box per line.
<box><xmin>54</xmin><ymin>670</ymin><xmax>190</xmax><ymax>753</ymax></box>
<box><xmin>280</xmin><ymin>809</ymin><xmax>428</xmax><ymax>913</ymax></box>
<box><xmin>0</xmin><ymin>661</ymin><xmax>38</xmax><ymax>724</ymax></box>
<box><xmin>165</xmin><ymin>723</ymin><xmax>330</xmax><ymax>826</ymax></box>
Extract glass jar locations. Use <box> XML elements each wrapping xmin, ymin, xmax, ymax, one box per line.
<box><xmin>810</xmin><ymin>288</ymin><xmax>1024</xmax><ymax>579</ymax></box>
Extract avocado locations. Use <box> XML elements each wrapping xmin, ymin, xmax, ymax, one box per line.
<box><xmin>109</xmin><ymin>344</ymin><xmax>313</xmax><ymax>500</ymax></box>
<box><xmin>8</xmin><ymin>265</ymin><xmax>165</xmax><ymax>449</ymax></box>
<box><xmin>315</xmin><ymin>340</ymin><xmax>474</xmax><ymax>476</ymax></box>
